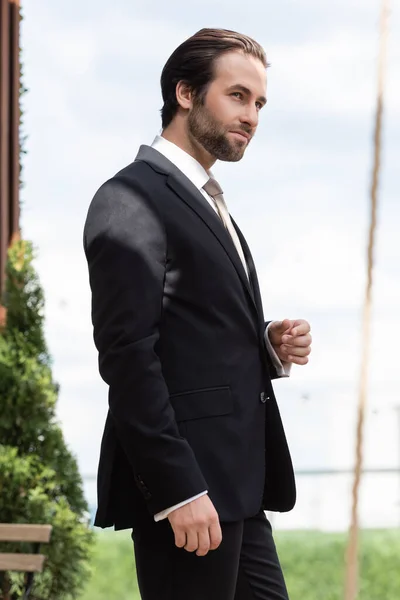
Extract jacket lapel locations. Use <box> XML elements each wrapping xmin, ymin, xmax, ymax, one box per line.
<box><xmin>232</xmin><ymin>218</ymin><xmax>266</xmax><ymax>337</ymax></box>
<box><xmin>135</xmin><ymin>145</ymin><xmax>258</xmax><ymax>317</ymax></box>
<box><xmin>167</xmin><ymin>175</ymin><xmax>257</xmax><ymax>306</ymax></box>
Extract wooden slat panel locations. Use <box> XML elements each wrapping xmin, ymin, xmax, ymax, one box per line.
<box><xmin>9</xmin><ymin>0</ymin><xmax>20</xmax><ymax>237</ymax></box>
<box><xmin>0</xmin><ymin>0</ymin><xmax>11</xmax><ymax>298</ymax></box>
<box><xmin>0</xmin><ymin>553</ymin><xmax>45</xmax><ymax>572</ymax></box>
<box><xmin>0</xmin><ymin>524</ymin><xmax>52</xmax><ymax>543</ymax></box>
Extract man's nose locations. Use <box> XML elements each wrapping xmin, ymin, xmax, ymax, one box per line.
<box><xmin>239</xmin><ymin>105</ymin><xmax>258</xmax><ymax>129</ymax></box>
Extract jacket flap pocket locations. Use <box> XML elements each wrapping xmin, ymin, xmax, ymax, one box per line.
<box><xmin>170</xmin><ymin>386</ymin><xmax>232</xmax><ymax>422</ymax></box>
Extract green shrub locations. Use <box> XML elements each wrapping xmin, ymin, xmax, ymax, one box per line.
<box><xmin>0</xmin><ymin>240</ymin><xmax>93</xmax><ymax>600</ymax></box>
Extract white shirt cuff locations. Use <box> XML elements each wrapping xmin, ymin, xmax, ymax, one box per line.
<box><xmin>154</xmin><ymin>491</ymin><xmax>208</xmax><ymax>522</ymax></box>
<box><xmin>265</xmin><ymin>322</ymin><xmax>292</xmax><ymax>378</ymax></box>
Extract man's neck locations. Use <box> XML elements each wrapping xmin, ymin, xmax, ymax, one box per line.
<box><xmin>161</xmin><ymin>127</ymin><xmax>216</xmax><ymax>172</ymax></box>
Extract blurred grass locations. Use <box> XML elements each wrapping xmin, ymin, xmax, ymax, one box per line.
<box><xmin>79</xmin><ymin>528</ymin><xmax>400</xmax><ymax>600</ymax></box>
<box><xmin>80</xmin><ymin>529</ymin><xmax>140</xmax><ymax>600</ymax></box>
<box><xmin>277</xmin><ymin>529</ymin><xmax>400</xmax><ymax>600</ymax></box>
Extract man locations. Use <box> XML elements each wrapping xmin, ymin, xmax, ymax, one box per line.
<box><xmin>83</xmin><ymin>28</ymin><xmax>312</xmax><ymax>600</ymax></box>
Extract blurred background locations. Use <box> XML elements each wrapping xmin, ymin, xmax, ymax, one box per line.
<box><xmin>20</xmin><ymin>0</ymin><xmax>399</xmax><ymax>531</ymax></box>
<box><xmin>1</xmin><ymin>0</ymin><xmax>399</xmax><ymax>598</ymax></box>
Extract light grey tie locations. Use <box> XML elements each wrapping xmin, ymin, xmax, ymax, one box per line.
<box><xmin>203</xmin><ymin>178</ymin><xmax>249</xmax><ymax>279</ymax></box>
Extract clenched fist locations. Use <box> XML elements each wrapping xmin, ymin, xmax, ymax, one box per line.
<box><xmin>268</xmin><ymin>319</ymin><xmax>312</xmax><ymax>366</ymax></box>
<box><xmin>168</xmin><ymin>494</ymin><xmax>222</xmax><ymax>557</ymax></box>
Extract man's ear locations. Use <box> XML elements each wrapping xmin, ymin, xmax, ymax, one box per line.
<box><xmin>176</xmin><ymin>81</ymin><xmax>193</xmax><ymax>110</ymax></box>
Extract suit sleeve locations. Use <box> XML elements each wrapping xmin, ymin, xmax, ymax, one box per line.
<box><xmin>264</xmin><ymin>320</ymin><xmax>291</xmax><ymax>380</ymax></box>
<box><xmin>83</xmin><ymin>176</ymin><xmax>208</xmax><ymax>515</ymax></box>
<box><xmin>264</xmin><ymin>322</ymin><xmax>291</xmax><ymax>378</ymax></box>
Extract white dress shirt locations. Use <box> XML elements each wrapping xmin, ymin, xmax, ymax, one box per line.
<box><xmin>150</xmin><ymin>135</ymin><xmax>291</xmax><ymax>522</ymax></box>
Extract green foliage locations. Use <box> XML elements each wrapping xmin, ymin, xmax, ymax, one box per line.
<box><xmin>19</xmin><ymin>7</ymin><xmax>28</xmax><ymax>193</ymax></box>
<box><xmin>277</xmin><ymin>529</ymin><xmax>400</xmax><ymax>599</ymax></box>
<box><xmin>0</xmin><ymin>240</ymin><xmax>93</xmax><ymax>600</ymax></box>
<box><xmin>80</xmin><ymin>531</ymin><xmax>139</xmax><ymax>600</ymax></box>
<box><xmin>79</xmin><ymin>529</ymin><xmax>400</xmax><ymax>600</ymax></box>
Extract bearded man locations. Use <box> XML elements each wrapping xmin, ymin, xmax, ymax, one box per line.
<box><xmin>83</xmin><ymin>27</ymin><xmax>312</xmax><ymax>600</ymax></box>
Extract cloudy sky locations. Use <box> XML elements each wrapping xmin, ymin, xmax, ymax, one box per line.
<box><xmin>20</xmin><ymin>0</ymin><xmax>399</xmax><ymax>529</ymax></box>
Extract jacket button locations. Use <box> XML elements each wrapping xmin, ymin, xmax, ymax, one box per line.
<box><xmin>260</xmin><ymin>392</ymin><xmax>268</xmax><ymax>403</ymax></box>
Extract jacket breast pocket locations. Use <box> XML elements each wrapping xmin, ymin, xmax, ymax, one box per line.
<box><xmin>170</xmin><ymin>386</ymin><xmax>233</xmax><ymax>423</ymax></box>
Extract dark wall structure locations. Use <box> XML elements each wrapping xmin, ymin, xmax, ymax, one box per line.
<box><xmin>0</xmin><ymin>0</ymin><xmax>20</xmax><ymax>325</ymax></box>
<box><xmin>0</xmin><ymin>0</ymin><xmax>20</xmax><ymax>321</ymax></box>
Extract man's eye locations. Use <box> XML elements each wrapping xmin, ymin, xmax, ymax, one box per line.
<box><xmin>232</xmin><ymin>92</ymin><xmax>242</xmax><ymax>99</ymax></box>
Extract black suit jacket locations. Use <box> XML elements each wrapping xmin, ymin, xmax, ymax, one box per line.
<box><xmin>83</xmin><ymin>145</ymin><xmax>296</xmax><ymax>531</ymax></box>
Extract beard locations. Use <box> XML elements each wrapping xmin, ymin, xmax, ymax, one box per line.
<box><xmin>187</xmin><ymin>98</ymin><xmax>251</xmax><ymax>162</ymax></box>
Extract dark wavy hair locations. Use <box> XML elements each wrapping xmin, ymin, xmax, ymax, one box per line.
<box><xmin>160</xmin><ymin>28</ymin><xmax>269</xmax><ymax>129</ymax></box>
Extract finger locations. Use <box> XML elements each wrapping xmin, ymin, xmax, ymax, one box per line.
<box><xmin>281</xmin><ymin>345</ymin><xmax>311</xmax><ymax>358</ymax></box>
<box><xmin>269</xmin><ymin>320</ymin><xmax>294</xmax><ymax>347</ymax></box>
<box><xmin>291</xmin><ymin>321</ymin><xmax>310</xmax><ymax>337</ymax></box>
<box><xmin>288</xmin><ymin>355</ymin><xmax>309</xmax><ymax>365</ymax></box>
<box><xmin>272</xmin><ymin>319</ymin><xmax>292</xmax><ymax>334</ymax></box>
<box><xmin>196</xmin><ymin>527</ymin><xmax>211</xmax><ymax>557</ymax></box>
<box><xmin>209</xmin><ymin>520</ymin><xmax>223</xmax><ymax>551</ymax></box>
<box><xmin>282</xmin><ymin>333</ymin><xmax>312</xmax><ymax>347</ymax></box>
<box><xmin>173</xmin><ymin>526</ymin><xmax>186</xmax><ymax>549</ymax></box>
<box><xmin>184</xmin><ymin>529</ymin><xmax>199</xmax><ymax>553</ymax></box>
<box><xmin>293</xmin><ymin>333</ymin><xmax>312</xmax><ymax>347</ymax></box>
<box><xmin>281</xmin><ymin>338</ymin><xmax>312</xmax><ymax>355</ymax></box>
<box><xmin>281</xmin><ymin>318</ymin><xmax>293</xmax><ymax>332</ymax></box>
<box><xmin>282</xmin><ymin>333</ymin><xmax>312</xmax><ymax>346</ymax></box>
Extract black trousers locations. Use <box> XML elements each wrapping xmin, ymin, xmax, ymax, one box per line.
<box><xmin>132</xmin><ymin>510</ymin><xmax>289</xmax><ymax>600</ymax></box>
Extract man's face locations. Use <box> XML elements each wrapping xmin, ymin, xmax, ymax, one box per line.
<box><xmin>187</xmin><ymin>51</ymin><xmax>267</xmax><ymax>162</ymax></box>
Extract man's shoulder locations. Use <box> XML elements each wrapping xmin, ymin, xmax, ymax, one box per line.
<box><xmin>83</xmin><ymin>167</ymin><xmax>168</xmax><ymax>251</ymax></box>
<box><xmin>83</xmin><ymin>147</ymin><xmax>171</xmax><ymax>246</ymax></box>
<box><xmin>84</xmin><ymin>158</ymin><xmax>164</xmax><ymax>236</ymax></box>
<box><xmin>92</xmin><ymin>156</ymin><xmax>163</xmax><ymax>205</ymax></box>
<box><xmin>114</xmin><ymin>155</ymin><xmax>158</xmax><ymax>183</ymax></box>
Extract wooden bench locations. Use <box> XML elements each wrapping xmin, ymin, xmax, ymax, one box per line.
<box><xmin>0</xmin><ymin>524</ymin><xmax>52</xmax><ymax>600</ymax></box>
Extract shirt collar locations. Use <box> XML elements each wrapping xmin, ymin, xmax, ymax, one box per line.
<box><xmin>151</xmin><ymin>135</ymin><xmax>214</xmax><ymax>191</ymax></box>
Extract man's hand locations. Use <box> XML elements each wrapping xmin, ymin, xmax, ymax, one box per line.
<box><xmin>268</xmin><ymin>319</ymin><xmax>312</xmax><ymax>365</ymax></box>
<box><xmin>167</xmin><ymin>494</ymin><xmax>222</xmax><ymax>557</ymax></box>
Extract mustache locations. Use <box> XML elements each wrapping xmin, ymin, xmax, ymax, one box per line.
<box><xmin>228</xmin><ymin>125</ymin><xmax>253</xmax><ymax>137</ymax></box>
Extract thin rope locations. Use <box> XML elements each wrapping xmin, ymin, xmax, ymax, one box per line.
<box><xmin>344</xmin><ymin>1</ymin><xmax>390</xmax><ymax>599</ymax></box>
